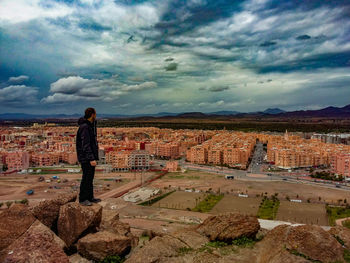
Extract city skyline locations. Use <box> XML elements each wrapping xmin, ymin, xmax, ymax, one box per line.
<box><xmin>1</xmin><ymin>0</ymin><xmax>350</xmax><ymax>115</ymax></box>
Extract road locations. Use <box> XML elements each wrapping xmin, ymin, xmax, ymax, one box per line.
<box><xmin>247</xmin><ymin>142</ymin><xmax>265</xmax><ymax>174</ymax></box>
<box><xmin>97</xmin><ymin>171</ymin><xmax>154</xmax><ymax>199</ymax></box>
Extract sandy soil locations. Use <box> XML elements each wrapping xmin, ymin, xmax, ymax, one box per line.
<box><xmin>210</xmin><ymin>195</ymin><xmax>262</xmax><ymax>216</ymax></box>
<box><xmin>0</xmin><ymin>171</ymin><xmax>155</xmax><ymax>204</ymax></box>
<box><xmin>276</xmin><ymin>201</ymin><xmax>328</xmax><ymax>225</ymax></box>
<box><xmin>150</xmin><ymin>170</ymin><xmax>350</xmax><ymax>204</ymax></box>
<box><xmin>152</xmin><ymin>191</ymin><xmax>207</xmax><ymax>210</ymax></box>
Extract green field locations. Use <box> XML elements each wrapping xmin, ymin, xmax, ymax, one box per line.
<box><xmin>326</xmin><ymin>205</ymin><xmax>350</xmax><ymax>226</ymax></box>
<box><xmin>192</xmin><ymin>194</ymin><xmax>224</xmax><ymax>213</ymax></box>
<box><xmin>257</xmin><ymin>196</ymin><xmax>280</xmax><ymax>220</ymax></box>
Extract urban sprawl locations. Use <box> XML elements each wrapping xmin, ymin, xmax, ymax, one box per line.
<box><xmin>0</xmin><ymin>123</ymin><xmax>349</xmax><ymax>178</ymax></box>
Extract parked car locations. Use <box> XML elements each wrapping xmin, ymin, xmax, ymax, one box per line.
<box><xmin>26</xmin><ymin>189</ymin><xmax>34</xmax><ymax>195</ymax></box>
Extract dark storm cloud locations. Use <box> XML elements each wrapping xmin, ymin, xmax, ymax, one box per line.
<box><xmin>165</xmin><ymin>62</ymin><xmax>178</xmax><ymax>71</ymax></box>
<box><xmin>259</xmin><ymin>41</ymin><xmax>277</xmax><ymax>47</ymax></box>
<box><xmin>199</xmin><ymin>85</ymin><xmax>230</xmax><ymax>92</ymax></box>
<box><xmin>1</xmin><ymin>0</ymin><xmax>350</xmax><ymax>114</ymax></box>
<box><xmin>258</xmin><ymin>51</ymin><xmax>350</xmax><ymax>73</ymax></box>
<box><xmin>296</xmin><ymin>34</ymin><xmax>311</xmax><ymax>40</ymax></box>
<box><xmin>148</xmin><ymin>0</ymin><xmax>241</xmax><ymax>49</ymax></box>
<box><xmin>78</xmin><ymin>19</ymin><xmax>112</xmax><ymax>32</ymax></box>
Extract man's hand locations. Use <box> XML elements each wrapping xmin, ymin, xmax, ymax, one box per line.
<box><xmin>90</xmin><ymin>160</ymin><xmax>97</xmax><ymax>166</ymax></box>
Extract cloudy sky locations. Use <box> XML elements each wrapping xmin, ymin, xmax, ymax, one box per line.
<box><xmin>0</xmin><ymin>0</ymin><xmax>350</xmax><ymax>115</ymax></box>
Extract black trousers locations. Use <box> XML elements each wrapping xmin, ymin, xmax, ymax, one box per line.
<box><xmin>79</xmin><ymin>161</ymin><xmax>95</xmax><ymax>202</ymax></box>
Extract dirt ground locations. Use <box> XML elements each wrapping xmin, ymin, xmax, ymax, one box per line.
<box><xmin>150</xmin><ymin>170</ymin><xmax>350</xmax><ymax>204</ymax></box>
<box><xmin>0</xmin><ymin>171</ymin><xmax>156</xmax><ymax>206</ymax></box>
<box><xmin>276</xmin><ymin>201</ymin><xmax>328</xmax><ymax>226</ymax></box>
<box><xmin>152</xmin><ymin>191</ymin><xmax>207</xmax><ymax>210</ymax></box>
<box><xmin>210</xmin><ymin>195</ymin><xmax>262</xmax><ymax>216</ymax></box>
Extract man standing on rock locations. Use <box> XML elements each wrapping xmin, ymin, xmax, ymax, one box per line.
<box><xmin>76</xmin><ymin>107</ymin><xmax>101</xmax><ymax>206</ymax></box>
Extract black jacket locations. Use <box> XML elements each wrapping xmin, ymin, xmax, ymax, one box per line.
<box><xmin>76</xmin><ymin>117</ymin><xmax>99</xmax><ymax>163</ymax></box>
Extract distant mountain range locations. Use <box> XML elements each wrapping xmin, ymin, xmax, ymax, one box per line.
<box><xmin>0</xmin><ymin>104</ymin><xmax>349</xmax><ymax>120</ymax></box>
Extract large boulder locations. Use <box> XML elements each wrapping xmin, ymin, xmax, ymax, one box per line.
<box><xmin>58</xmin><ymin>202</ymin><xmax>102</xmax><ymax>247</ymax></box>
<box><xmin>101</xmin><ymin>213</ymin><xmax>130</xmax><ymax>236</ymax></box>
<box><xmin>77</xmin><ymin>231</ymin><xmax>132</xmax><ymax>261</ymax></box>
<box><xmin>196</xmin><ymin>213</ymin><xmax>260</xmax><ymax>242</ymax></box>
<box><xmin>30</xmin><ymin>193</ymin><xmax>77</xmax><ymax>230</ymax></box>
<box><xmin>257</xmin><ymin>224</ymin><xmax>344</xmax><ymax>263</ymax></box>
<box><xmin>125</xmin><ymin>235</ymin><xmax>189</xmax><ymax>263</ymax></box>
<box><xmin>172</xmin><ymin>229</ymin><xmax>209</xmax><ymax>249</ymax></box>
<box><xmin>3</xmin><ymin>220</ymin><xmax>69</xmax><ymax>263</ymax></box>
<box><xmin>329</xmin><ymin>225</ymin><xmax>350</xmax><ymax>248</ymax></box>
<box><xmin>0</xmin><ymin>203</ymin><xmax>36</xmax><ymax>251</ymax></box>
<box><xmin>100</xmin><ymin>209</ymin><xmax>138</xmax><ymax>248</ymax></box>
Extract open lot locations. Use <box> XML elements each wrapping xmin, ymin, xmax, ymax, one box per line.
<box><xmin>151</xmin><ymin>170</ymin><xmax>350</xmax><ymax>204</ymax></box>
<box><xmin>152</xmin><ymin>191</ymin><xmax>207</xmax><ymax>210</ymax></box>
<box><xmin>276</xmin><ymin>201</ymin><xmax>328</xmax><ymax>225</ymax></box>
<box><xmin>210</xmin><ymin>195</ymin><xmax>261</xmax><ymax>215</ymax></box>
<box><xmin>0</xmin><ymin>171</ymin><xmax>157</xmax><ymax>206</ymax></box>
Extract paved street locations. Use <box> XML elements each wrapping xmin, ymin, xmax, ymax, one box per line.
<box><xmin>247</xmin><ymin>142</ymin><xmax>265</xmax><ymax>174</ymax></box>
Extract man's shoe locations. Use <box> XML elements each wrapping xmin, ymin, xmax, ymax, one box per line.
<box><xmin>90</xmin><ymin>198</ymin><xmax>101</xmax><ymax>203</ymax></box>
<box><xmin>79</xmin><ymin>200</ymin><xmax>92</xmax><ymax>206</ymax></box>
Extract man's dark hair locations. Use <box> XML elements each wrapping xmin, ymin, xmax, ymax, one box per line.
<box><xmin>84</xmin><ymin>107</ymin><xmax>96</xmax><ymax>119</ymax></box>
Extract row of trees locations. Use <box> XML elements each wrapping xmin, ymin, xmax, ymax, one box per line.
<box><xmin>310</xmin><ymin>170</ymin><xmax>344</xmax><ymax>181</ymax></box>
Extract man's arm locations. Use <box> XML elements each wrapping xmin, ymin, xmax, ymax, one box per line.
<box><xmin>80</xmin><ymin>124</ymin><xmax>95</xmax><ymax>161</ymax></box>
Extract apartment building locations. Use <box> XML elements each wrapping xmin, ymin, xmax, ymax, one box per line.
<box><xmin>106</xmin><ymin>151</ymin><xmax>130</xmax><ymax>170</ymax></box>
<box><xmin>166</xmin><ymin>160</ymin><xmax>178</xmax><ymax>172</ymax></box>
<box><xmin>31</xmin><ymin>152</ymin><xmax>60</xmax><ymax>166</ymax></box>
<box><xmin>332</xmin><ymin>154</ymin><xmax>350</xmax><ymax>177</ymax></box>
<box><xmin>128</xmin><ymin>150</ymin><xmax>150</xmax><ymax>170</ymax></box>
<box><xmin>5</xmin><ymin>151</ymin><xmax>30</xmax><ymax>170</ymax></box>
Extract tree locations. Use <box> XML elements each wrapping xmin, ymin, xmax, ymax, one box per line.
<box><xmin>6</xmin><ymin>201</ymin><xmax>13</xmax><ymax>208</ymax></box>
<box><xmin>21</xmin><ymin>198</ymin><xmax>29</xmax><ymax>205</ymax></box>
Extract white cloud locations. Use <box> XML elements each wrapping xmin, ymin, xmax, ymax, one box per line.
<box><xmin>8</xmin><ymin>75</ymin><xmax>29</xmax><ymax>84</ymax></box>
<box><xmin>0</xmin><ymin>85</ymin><xmax>38</xmax><ymax>105</ymax></box>
<box><xmin>0</xmin><ymin>0</ymin><xmax>73</xmax><ymax>24</ymax></box>
<box><xmin>42</xmin><ymin>76</ymin><xmax>157</xmax><ymax>103</ymax></box>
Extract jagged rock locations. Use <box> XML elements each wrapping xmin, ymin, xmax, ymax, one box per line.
<box><xmin>329</xmin><ymin>225</ymin><xmax>350</xmax><ymax>248</ymax></box>
<box><xmin>196</xmin><ymin>213</ymin><xmax>260</xmax><ymax>242</ymax></box>
<box><xmin>0</xmin><ymin>203</ymin><xmax>36</xmax><ymax>251</ymax></box>
<box><xmin>172</xmin><ymin>229</ymin><xmax>209</xmax><ymax>249</ymax></box>
<box><xmin>101</xmin><ymin>215</ymin><xmax>130</xmax><ymax>236</ymax></box>
<box><xmin>101</xmin><ymin>209</ymin><xmax>120</xmax><ymax>225</ymax></box>
<box><xmin>125</xmin><ymin>235</ymin><xmax>189</xmax><ymax>263</ymax></box>
<box><xmin>77</xmin><ymin>231</ymin><xmax>132</xmax><ymax>261</ymax></box>
<box><xmin>30</xmin><ymin>193</ymin><xmax>77</xmax><ymax>229</ymax></box>
<box><xmin>3</xmin><ymin>220</ymin><xmax>69</xmax><ymax>263</ymax></box>
<box><xmin>58</xmin><ymin>202</ymin><xmax>102</xmax><ymax>247</ymax></box>
<box><xmin>69</xmin><ymin>253</ymin><xmax>91</xmax><ymax>263</ymax></box>
<box><xmin>100</xmin><ymin>209</ymin><xmax>138</xmax><ymax>247</ymax></box>
<box><xmin>257</xmin><ymin>224</ymin><xmax>344</xmax><ymax>263</ymax></box>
